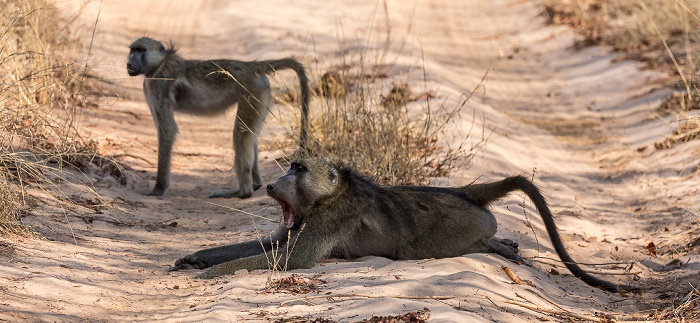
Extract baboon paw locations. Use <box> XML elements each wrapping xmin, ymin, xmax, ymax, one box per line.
<box><xmin>237</xmin><ymin>191</ymin><xmax>253</xmax><ymax>199</ymax></box>
<box><xmin>170</xmin><ymin>255</ymin><xmax>207</xmax><ymax>271</ymax></box>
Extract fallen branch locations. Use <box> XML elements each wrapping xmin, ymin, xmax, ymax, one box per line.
<box><xmin>280</xmin><ymin>293</ymin><xmax>454</xmax><ymax>306</ymax></box>
<box><xmin>501</xmin><ymin>266</ymin><xmax>533</xmax><ymax>286</ymax></box>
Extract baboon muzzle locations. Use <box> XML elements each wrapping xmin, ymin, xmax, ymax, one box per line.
<box><xmin>267</xmin><ymin>184</ymin><xmax>296</xmax><ymax>229</ymax></box>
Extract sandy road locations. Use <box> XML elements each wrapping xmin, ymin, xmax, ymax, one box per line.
<box><xmin>1</xmin><ymin>0</ymin><xmax>698</xmax><ymax>321</ymax></box>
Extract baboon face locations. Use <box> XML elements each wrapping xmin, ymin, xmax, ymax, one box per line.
<box><xmin>127</xmin><ymin>37</ymin><xmax>165</xmax><ymax>76</ymax></box>
<box><xmin>267</xmin><ymin>159</ymin><xmax>340</xmax><ymax>228</ymax></box>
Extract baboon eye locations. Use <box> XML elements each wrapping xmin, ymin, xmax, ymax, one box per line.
<box><xmin>289</xmin><ymin>163</ymin><xmax>306</xmax><ymax>173</ymax></box>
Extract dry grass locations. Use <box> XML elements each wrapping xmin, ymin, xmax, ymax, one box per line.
<box><xmin>0</xmin><ymin>171</ymin><xmax>24</xmax><ymax>236</ymax></box>
<box><xmin>654</xmin><ymin>117</ymin><xmax>700</xmax><ymax>149</ymax></box>
<box><xmin>542</xmin><ymin>0</ymin><xmax>700</xmax><ymax>149</ymax></box>
<box><xmin>304</xmin><ymin>69</ymin><xmax>482</xmax><ymax>186</ymax></box>
<box><xmin>272</xmin><ymin>7</ymin><xmax>486</xmax><ymax>186</ymax></box>
<box><xmin>0</xmin><ymin>0</ymin><xmax>115</xmax><ymax>235</ymax></box>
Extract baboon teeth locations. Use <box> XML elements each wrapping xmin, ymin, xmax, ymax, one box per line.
<box><xmin>273</xmin><ymin>197</ymin><xmax>295</xmax><ymax>228</ymax></box>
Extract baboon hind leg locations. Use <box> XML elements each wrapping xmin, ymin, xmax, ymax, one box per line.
<box><xmin>252</xmin><ymin>140</ymin><xmax>262</xmax><ymax>190</ymax></box>
<box><xmin>209</xmin><ymin>115</ymin><xmax>262</xmax><ymax>199</ymax></box>
<box><xmin>210</xmin><ymin>76</ymin><xmax>270</xmax><ymax>199</ymax></box>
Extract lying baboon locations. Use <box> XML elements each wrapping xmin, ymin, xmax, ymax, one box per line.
<box><xmin>127</xmin><ymin>37</ymin><xmax>310</xmax><ymax>198</ymax></box>
<box><xmin>170</xmin><ymin>158</ymin><xmax>636</xmax><ymax>292</ymax></box>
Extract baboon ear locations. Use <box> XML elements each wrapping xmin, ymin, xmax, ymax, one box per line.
<box><xmin>158</xmin><ymin>42</ymin><xmax>166</xmax><ymax>53</ymax></box>
<box><xmin>329</xmin><ymin>167</ymin><xmax>339</xmax><ymax>186</ymax></box>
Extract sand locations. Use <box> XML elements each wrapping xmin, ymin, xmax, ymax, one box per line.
<box><xmin>1</xmin><ymin>0</ymin><xmax>698</xmax><ymax>322</ymax></box>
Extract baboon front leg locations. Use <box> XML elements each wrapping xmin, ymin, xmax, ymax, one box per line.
<box><xmin>147</xmin><ymin>109</ymin><xmax>178</xmax><ymax>196</ymax></box>
<box><xmin>170</xmin><ymin>238</ymin><xmax>282</xmax><ymax>271</ymax></box>
<box><xmin>195</xmin><ymin>226</ymin><xmax>332</xmax><ymax>279</ymax></box>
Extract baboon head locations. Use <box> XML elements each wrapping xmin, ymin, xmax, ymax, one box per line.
<box><xmin>267</xmin><ymin>159</ymin><xmax>341</xmax><ymax>228</ymax></box>
<box><xmin>127</xmin><ymin>37</ymin><xmax>167</xmax><ymax>76</ymax></box>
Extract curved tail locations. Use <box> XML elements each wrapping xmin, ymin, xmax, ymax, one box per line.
<box><xmin>256</xmin><ymin>58</ymin><xmax>310</xmax><ymax>152</ymax></box>
<box><xmin>460</xmin><ymin>175</ymin><xmax>637</xmax><ymax>293</ymax></box>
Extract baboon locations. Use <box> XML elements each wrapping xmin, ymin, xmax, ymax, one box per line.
<box><xmin>170</xmin><ymin>158</ymin><xmax>636</xmax><ymax>292</ymax></box>
<box><xmin>127</xmin><ymin>37</ymin><xmax>310</xmax><ymax>198</ymax></box>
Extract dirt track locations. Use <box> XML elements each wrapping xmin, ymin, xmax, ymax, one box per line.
<box><xmin>1</xmin><ymin>0</ymin><xmax>698</xmax><ymax>321</ymax></box>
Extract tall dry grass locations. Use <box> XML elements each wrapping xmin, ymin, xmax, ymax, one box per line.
<box><xmin>0</xmin><ymin>0</ymin><xmax>106</xmax><ymax>235</ymax></box>
<box><xmin>271</xmin><ymin>7</ymin><xmax>485</xmax><ymax>186</ymax></box>
<box><xmin>542</xmin><ymin>0</ymin><xmax>700</xmax><ymax>149</ymax></box>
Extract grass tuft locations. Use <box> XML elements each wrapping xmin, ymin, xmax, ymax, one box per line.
<box><xmin>271</xmin><ymin>12</ymin><xmax>486</xmax><ymax>186</ymax></box>
<box><xmin>655</xmin><ymin>118</ymin><xmax>700</xmax><ymax>149</ymax></box>
<box><xmin>0</xmin><ymin>0</ymin><xmax>119</xmax><ymax>236</ymax></box>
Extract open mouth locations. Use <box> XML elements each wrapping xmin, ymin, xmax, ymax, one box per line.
<box><xmin>272</xmin><ymin>197</ymin><xmax>295</xmax><ymax>228</ymax></box>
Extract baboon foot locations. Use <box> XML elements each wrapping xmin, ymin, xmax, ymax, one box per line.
<box><xmin>253</xmin><ymin>183</ymin><xmax>262</xmax><ymax>191</ymax></box>
<box><xmin>144</xmin><ymin>187</ymin><xmax>165</xmax><ymax>196</ymax></box>
<box><xmin>486</xmin><ymin>238</ymin><xmax>524</xmax><ymax>263</ymax></box>
<box><xmin>209</xmin><ymin>188</ymin><xmax>253</xmax><ymax>199</ymax></box>
<box><xmin>497</xmin><ymin>238</ymin><xmax>519</xmax><ymax>251</ymax></box>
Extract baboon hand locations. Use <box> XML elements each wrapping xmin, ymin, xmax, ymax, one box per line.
<box><xmin>169</xmin><ymin>254</ymin><xmax>208</xmax><ymax>271</ymax></box>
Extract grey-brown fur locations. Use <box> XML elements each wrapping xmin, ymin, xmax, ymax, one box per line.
<box><xmin>170</xmin><ymin>158</ymin><xmax>636</xmax><ymax>292</ymax></box>
<box><xmin>127</xmin><ymin>37</ymin><xmax>310</xmax><ymax>198</ymax></box>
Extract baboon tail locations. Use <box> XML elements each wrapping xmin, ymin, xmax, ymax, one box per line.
<box><xmin>458</xmin><ymin>177</ymin><xmax>527</xmax><ymax>207</ymax></box>
<box><xmin>256</xmin><ymin>58</ymin><xmax>310</xmax><ymax>152</ymax></box>
<box><xmin>461</xmin><ymin>175</ymin><xmax>637</xmax><ymax>293</ymax></box>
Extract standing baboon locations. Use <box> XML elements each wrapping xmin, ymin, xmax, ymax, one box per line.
<box><xmin>126</xmin><ymin>37</ymin><xmax>310</xmax><ymax>198</ymax></box>
<box><xmin>170</xmin><ymin>158</ymin><xmax>636</xmax><ymax>292</ymax></box>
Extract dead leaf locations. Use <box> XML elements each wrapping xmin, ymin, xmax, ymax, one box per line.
<box><xmin>266</xmin><ymin>274</ymin><xmax>327</xmax><ymax>294</ymax></box>
<box><xmin>646</xmin><ymin>242</ymin><xmax>657</xmax><ymax>256</ymax></box>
